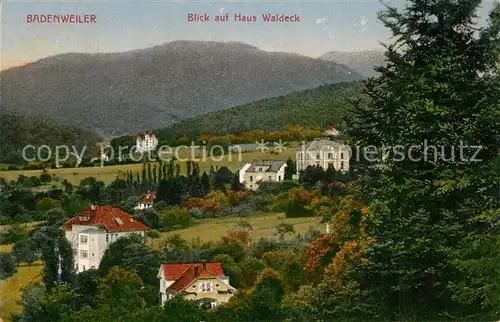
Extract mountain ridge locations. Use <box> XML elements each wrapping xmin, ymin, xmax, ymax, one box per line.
<box><xmin>1</xmin><ymin>41</ymin><xmax>362</xmax><ymax>137</ymax></box>
<box><xmin>319</xmin><ymin>49</ymin><xmax>386</xmax><ymax>77</ymax></box>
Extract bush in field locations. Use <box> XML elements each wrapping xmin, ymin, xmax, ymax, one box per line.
<box><xmin>0</xmin><ymin>252</ymin><xmax>17</xmax><ymax>279</ymax></box>
<box><xmin>39</xmin><ymin>170</ymin><xmax>52</xmax><ymax>183</ymax></box>
<box><xmin>159</xmin><ymin>206</ymin><xmax>192</xmax><ymax>230</ymax></box>
<box><xmin>36</xmin><ymin>198</ymin><xmax>61</xmax><ymax>213</ymax></box>
<box><xmin>272</xmin><ymin>187</ymin><xmax>322</xmax><ymax>218</ymax></box>
<box><xmin>188</xmin><ymin>207</ymin><xmax>210</xmax><ymax>219</ymax></box>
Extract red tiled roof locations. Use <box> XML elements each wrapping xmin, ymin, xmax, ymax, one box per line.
<box><xmin>161</xmin><ymin>262</ymin><xmax>224</xmax><ymax>292</ymax></box>
<box><xmin>139</xmin><ymin>192</ymin><xmax>156</xmax><ymax>205</ymax></box>
<box><xmin>63</xmin><ymin>206</ymin><xmax>150</xmax><ymax>233</ymax></box>
<box><xmin>136</xmin><ymin>132</ymin><xmax>156</xmax><ymax>140</ymax></box>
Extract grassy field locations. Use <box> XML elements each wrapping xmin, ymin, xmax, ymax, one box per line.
<box><xmin>0</xmin><ymin>149</ymin><xmax>297</xmax><ymax>185</ymax></box>
<box><xmin>0</xmin><ymin>222</ymin><xmax>45</xmax><ymax>255</ymax></box>
<box><xmin>0</xmin><ymin>244</ymin><xmax>13</xmax><ymax>253</ymax></box>
<box><xmin>154</xmin><ymin>212</ymin><xmax>324</xmax><ymax>248</ymax></box>
<box><xmin>0</xmin><ymin>262</ymin><xmax>43</xmax><ymax>321</ymax></box>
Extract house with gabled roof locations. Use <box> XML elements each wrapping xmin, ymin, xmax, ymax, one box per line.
<box><xmin>136</xmin><ymin>132</ymin><xmax>158</xmax><ymax>153</ymax></box>
<box><xmin>134</xmin><ymin>191</ymin><xmax>156</xmax><ymax>210</ymax></box>
<box><xmin>63</xmin><ymin>205</ymin><xmax>150</xmax><ymax>273</ymax></box>
<box><xmin>296</xmin><ymin>138</ymin><xmax>350</xmax><ymax>173</ymax></box>
<box><xmin>158</xmin><ymin>261</ymin><xmax>237</xmax><ymax>308</ymax></box>
<box><xmin>238</xmin><ymin>160</ymin><xmax>287</xmax><ymax>190</ymax></box>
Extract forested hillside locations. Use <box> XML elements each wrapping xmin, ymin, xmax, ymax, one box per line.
<box><xmin>0</xmin><ymin>114</ymin><xmax>100</xmax><ymax>164</ymax></box>
<box><xmin>1</xmin><ymin>41</ymin><xmax>361</xmax><ymax>137</ymax></box>
<box><xmin>155</xmin><ymin>81</ymin><xmax>365</xmax><ymax>139</ymax></box>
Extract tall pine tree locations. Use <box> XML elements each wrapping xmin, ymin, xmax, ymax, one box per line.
<box><xmin>346</xmin><ymin>1</ymin><xmax>500</xmax><ymax>320</ymax></box>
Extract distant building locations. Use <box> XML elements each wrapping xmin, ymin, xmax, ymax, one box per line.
<box><xmin>158</xmin><ymin>262</ymin><xmax>237</xmax><ymax>308</ymax></box>
<box><xmin>136</xmin><ymin>132</ymin><xmax>158</xmax><ymax>153</ymax></box>
<box><xmin>324</xmin><ymin>124</ymin><xmax>340</xmax><ymax>136</ymax></box>
<box><xmin>90</xmin><ymin>153</ymin><xmax>110</xmax><ymax>163</ymax></box>
<box><xmin>135</xmin><ymin>191</ymin><xmax>156</xmax><ymax>210</ymax></box>
<box><xmin>296</xmin><ymin>138</ymin><xmax>350</xmax><ymax>173</ymax></box>
<box><xmin>63</xmin><ymin>205</ymin><xmax>150</xmax><ymax>273</ymax></box>
<box><xmin>239</xmin><ymin>160</ymin><xmax>287</xmax><ymax>190</ymax></box>
<box><xmin>229</xmin><ymin>143</ymin><xmax>260</xmax><ymax>153</ymax></box>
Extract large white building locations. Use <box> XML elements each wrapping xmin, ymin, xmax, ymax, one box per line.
<box><xmin>136</xmin><ymin>132</ymin><xmax>158</xmax><ymax>153</ymax></box>
<box><xmin>239</xmin><ymin>160</ymin><xmax>287</xmax><ymax>190</ymax></box>
<box><xmin>296</xmin><ymin>138</ymin><xmax>351</xmax><ymax>173</ymax></box>
<box><xmin>63</xmin><ymin>205</ymin><xmax>150</xmax><ymax>273</ymax></box>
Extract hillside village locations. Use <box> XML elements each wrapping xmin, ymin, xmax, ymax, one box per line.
<box><xmin>0</xmin><ymin>0</ymin><xmax>499</xmax><ymax>321</ymax></box>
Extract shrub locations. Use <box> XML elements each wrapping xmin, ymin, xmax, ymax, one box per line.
<box><xmin>0</xmin><ymin>253</ymin><xmax>17</xmax><ymax>279</ymax></box>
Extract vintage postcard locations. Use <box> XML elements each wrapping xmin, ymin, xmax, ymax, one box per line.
<box><xmin>0</xmin><ymin>0</ymin><xmax>499</xmax><ymax>321</ymax></box>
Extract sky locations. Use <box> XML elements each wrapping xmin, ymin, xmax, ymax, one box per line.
<box><xmin>1</xmin><ymin>0</ymin><xmax>497</xmax><ymax>70</ymax></box>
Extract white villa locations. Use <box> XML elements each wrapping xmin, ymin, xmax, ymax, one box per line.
<box><xmin>296</xmin><ymin>138</ymin><xmax>350</xmax><ymax>173</ymax></box>
<box><xmin>136</xmin><ymin>132</ymin><xmax>158</xmax><ymax>153</ymax></box>
<box><xmin>63</xmin><ymin>205</ymin><xmax>150</xmax><ymax>273</ymax></box>
<box><xmin>239</xmin><ymin>160</ymin><xmax>287</xmax><ymax>190</ymax></box>
<box><xmin>158</xmin><ymin>261</ymin><xmax>236</xmax><ymax>308</ymax></box>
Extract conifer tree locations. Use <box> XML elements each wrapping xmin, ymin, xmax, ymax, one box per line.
<box><xmin>284</xmin><ymin>157</ymin><xmax>296</xmax><ymax>180</ymax></box>
<box><xmin>146</xmin><ymin>162</ymin><xmax>152</xmax><ymax>186</ymax></box>
<box><xmin>186</xmin><ymin>160</ymin><xmax>192</xmax><ymax>178</ymax></box>
<box><xmin>167</xmin><ymin>160</ymin><xmax>174</xmax><ymax>178</ymax></box>
<box><xmin>201</xmin><ymin>172</ymin><xmax>210</xmax><ymax>194</ymax></box>
<box><xmin>151</xmin><ymin>163</ymin><xmax>156</xmax><ymax>184</ymax></box>
<box><xmin>141</xmin><ymin>163</ymin><xmax>147</xmax><ymax>186</ymax></box>
<box><xmin>345</xmin><ymin>1</ymin><xmax>500</xmax><ymax>320</ymax></box>
<box><xmin>158</xmin><ymin>162</ymin><xmax>164</xmax><ymax>182</ymax></box>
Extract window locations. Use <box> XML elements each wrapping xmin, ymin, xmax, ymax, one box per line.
<box><xmin>80</xmin><ymin>250</ymin><xmax>88</xmax><ymax>258</ymax></box>
<box><xmin>73</xmin><ymin>248</ymin><xmax>77</xmax><ymax>255</ymax></box>
<box><xmin>91</xmin><ymin>266</ymin><xmax>95</xmax><ymax>269</ymax></box>
<box><xmin>106</xmin><ymin>234</ymin><xmax>109</xmax><ymax>242</ymax></box>
<box><xmin>80</xmin><ymin>235</ymin><xmax>88</xmax><ymax>244</ymax></box>
<box><xmin>199</xmin><ymin>282</ymin><xmax>213</xmax><ymax>292</ymax></box>
<box><xmin>328</xmin><ymin>153</ymin><xmax>333</xmax><ymax>159</ymax></box>
<box><xmin>316</xmin><ymin>153</ymin><xmax>320</xmax><ymax>160</ymax></box>
<box><xmin>268</xmin><ymin>176</ymin><xmax>272</xmax><ymax>180</ymax></box>
<box><xmin>341</xmin><ymin>162</ymin><xmax>344</xmax><ymax>170</ymax></box>
<box><xmin>91</xmin><ymin>253</ymin><xmax>95</xmax><ymax>257</ymax></box>
<box><xmin>82</xmin><ymin>265</ymin><xmax>86</xmax><ymax>271</ymax></box>
<box><xmin>341</xmin><ymin>152</ymin><xmax>344</xmax><ymax>159</ymax></box>
<box><xmin>250</xmin><ymin>176</ymin><xmax>253</xmax><ymax>182</ymax></box>
<box><xmin>278</xmin><ymin>176</ymin><xmax>281</xmax><ymax>181</ymax></box>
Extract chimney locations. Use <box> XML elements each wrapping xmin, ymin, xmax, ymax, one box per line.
<box><xmin>202</xmin><ymin>260</ymin><xmax>207</xmax><ymax>271</ymax></box>
<box><xmin>194</xmin><ymin>264</ymin><xmax>199</xmax><ymax>277</ymax></box>
<box><xmin>90</xmin><ymin>204</ymin><xmax>96</xmax><ymax>211</ymax></box>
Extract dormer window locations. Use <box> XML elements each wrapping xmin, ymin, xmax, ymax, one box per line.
<box><xmin>114</xmin><ymin>217</ymin><xmax>123</xmax><ymax>225</ymax></box>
